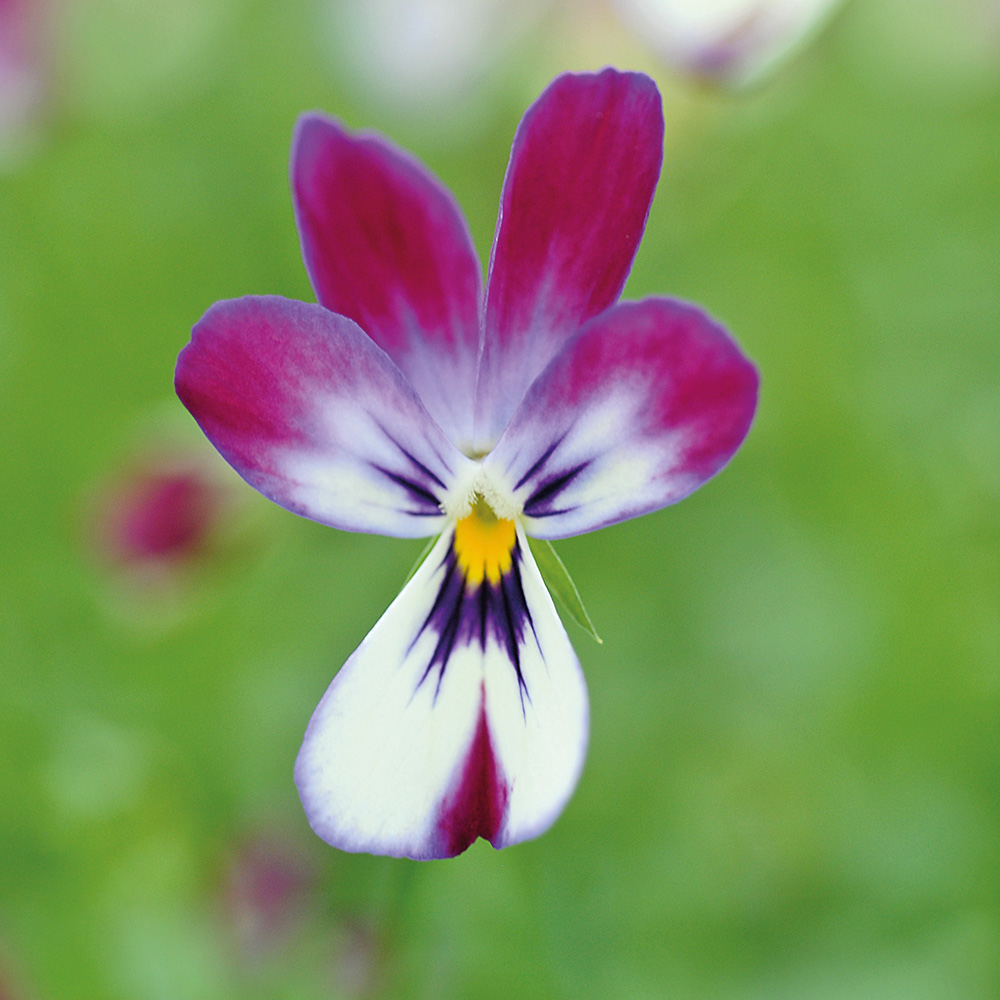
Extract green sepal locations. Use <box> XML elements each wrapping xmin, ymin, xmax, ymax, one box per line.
<box><xmin>528</xmin><ymin>538</ymin><xmax>603</xmax><ymax>644</ymax></box>
<box><xmin>403</xmin><ymin>534</ymin><xmax>440</xmax><ymax>585</ymax></box>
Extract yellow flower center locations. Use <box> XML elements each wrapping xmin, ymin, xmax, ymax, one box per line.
<box><xmin>453</xmin><ymin>496</ymin><xmax>516</xmax><ymax>588</ymax></box>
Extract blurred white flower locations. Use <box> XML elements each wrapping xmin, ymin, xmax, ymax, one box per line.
<box><xmin>613</xmin><ymin>0</ymin><xmax>843</xmax><ymax>85</ymax></box>
<box><xmin>323</xmin><ymin>0</ymin><xmax>544</xmax><ymax>112</ymax></box>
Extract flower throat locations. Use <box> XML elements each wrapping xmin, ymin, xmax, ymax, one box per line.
<box><xmin>453</xmin><ymin>495</ymin><xmax>516</xmax><ymax>588</ymax></box>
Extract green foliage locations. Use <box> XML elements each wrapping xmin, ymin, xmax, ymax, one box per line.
<box><xmin>529</xmin><ymin>538</ymin><xmax>603</xmax><ymax>643</ymax></box>
<box><xmin>2</xmin><ymin>1</ymin><xmax>998</xmax><ymax>998</ymax></box>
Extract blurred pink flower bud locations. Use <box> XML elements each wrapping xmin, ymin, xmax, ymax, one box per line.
<box><xmin>221</xmin><ymin>834</ymin><xmax>316</xmax><ymax>958</ymax></box>
<box><xmin>92</xmin><ymin>454</ymin><xmax>226</xmax><ymax>576</ymax></box>
<box><xmin>0</xmin><ymin>0</ymin><xmax>48</xmax><ymax>159</ymax></box>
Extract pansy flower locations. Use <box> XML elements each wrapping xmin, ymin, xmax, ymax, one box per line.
<box><xmin>176</xmin><ymin>68</ymin><xmax>758</xmax><ymax>860</ymax></box>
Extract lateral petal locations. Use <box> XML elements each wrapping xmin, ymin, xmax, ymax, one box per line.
<box><xmin>175</xmin><ymin>295</ymin><xmax>467</xmax><ymax>538</ymax></box>
<box><xmin>484</xmin><ymin>298</ymin><xmax>759</xmax><ymax>538</ymax></box>
<box><xmin>294</xmin><ymin>526</ymin><xmax>588</xmax><ymax>859</ymax></box>
<box><xmin>292</xmin><ymin>114</ymin><xmax>483</xmax><ymax>448</ymax></box>
<box><xmin>475</xmin><ymin>68</ymin><xmax>664</xmax><ymax>449</ymax></box>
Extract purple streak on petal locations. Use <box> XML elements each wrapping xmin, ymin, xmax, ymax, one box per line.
<box><xmin>486</xmin><ymin>298</ymin><xmax>759</xmax><ymax>538</ymax></box>
<box><xmin>175</xmin><ymin>295</ymin><xmax>463</xmax><ymax>537</ymax></box>
<box><xmin>522</xmin><ymin>461</ymin><xmax>590</xmax><ymax>519</ymax></box>
<box><xmin>292</xmin><ymin>114</ymin><xmax>483</xmax><ymax>446</ymax></box>
<box><xmin>475</xmin><ymin>68</ymin><xmax>665</xmax><ymax>448</ymax></box>
<box><xmin>413</xmin><ymin>537</ymin><xmax>533</xmax><ymax>710</ymax></box>
<box><xmin>435</xmin><ymin>687</ymin><xmax>509</xmax><ymax>857</ymax></box>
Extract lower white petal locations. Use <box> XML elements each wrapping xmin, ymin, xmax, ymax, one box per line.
<box><xmin>294</xmin><ymin>526</ymin><xmax>588</xmax><ymax>859</ymax></box>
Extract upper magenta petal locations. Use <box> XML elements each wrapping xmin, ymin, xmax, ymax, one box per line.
<box><xmin>292</xmin><ymin>114</ymin><xmax>483</xmax><ymax>448</ymax></box>
<box><xmin>475</xmin><ymin>68</ymin><xmax>665</xmax><ymax>449</ymax></box>
<box><xmin>175</xmin><ymin>295</ymin><xmax>467</xmax><ymax>538</ymax></box>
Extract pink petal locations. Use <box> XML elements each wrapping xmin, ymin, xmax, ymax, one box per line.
<box><xmin>474</xmin><ymin>68</ymin><xmax>665</xmax><ymax>449</ymax></box>
<box><xmin>175</xmin><ymin>295</ymin><xmax>469</xmax><ymax>538</ymax></box>
<box><xmin>292</xmin><ymin>114</ymin><xmax>482</xmax><ymax>449</ymax></box>
<box><xmin>483</xmin><ymin>298</ymin><xmax>759</xmax><ymax>538</ymax></box>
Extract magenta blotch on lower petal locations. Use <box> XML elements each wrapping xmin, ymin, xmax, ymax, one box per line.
<box><xmin>435</xmin><ymin>689</ymin><xmax>509</xmax><ymax>857</ymax></box>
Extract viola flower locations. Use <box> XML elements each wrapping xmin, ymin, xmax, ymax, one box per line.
<box><xmin>176</xmin><ymin>68</ymin><xmax>758</xmax><ymax>860</ymax></box>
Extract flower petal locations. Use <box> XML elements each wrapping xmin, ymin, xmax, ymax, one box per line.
<box><xmin>292</xmin><ymin>113</ymin><xmax>483</xmax><ymax>448</ymax></box>
<box><xmin>474</xmin><ymin>68</ymin><xmax>664</xmax><ymax>449</ymax></box>
<box><xmin>175</xmin><ymin>295</ymin><xmax>468</xmax><ymax>538</ymax></box>
<box><xmin>294</xmin><ymin>526</ymin><xmax>588</xmax><ymax>859</ymax></box>
<box><xmin>483</xmin><ymin>298</ymin><xmax>759</xmax><ymax>538</ymax></box>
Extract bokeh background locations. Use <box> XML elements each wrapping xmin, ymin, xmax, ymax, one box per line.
<box><xmin>2</xmin><ymin>0</ymin><xmax>998</xmax><ymax>996</ymax></box>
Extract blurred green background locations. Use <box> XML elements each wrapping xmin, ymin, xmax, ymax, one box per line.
<box><xmin>2</xmin><ymin>0</ymin><xmax>998</xmax><ymax>997</ymax></box>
